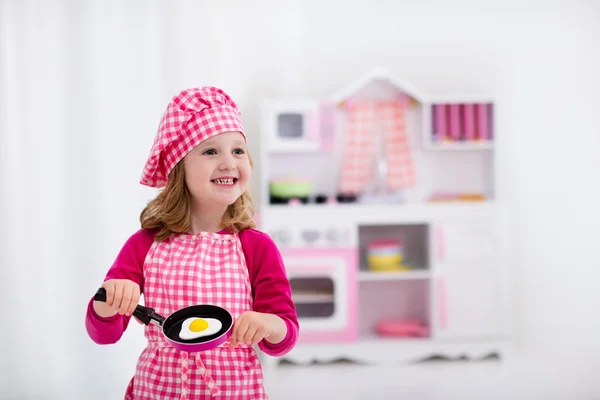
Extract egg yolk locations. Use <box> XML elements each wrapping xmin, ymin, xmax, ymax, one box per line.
<box><xmin>189</xmin><ymin>318</ymin><xmax>209</xmax><ymax>332</ymax></box>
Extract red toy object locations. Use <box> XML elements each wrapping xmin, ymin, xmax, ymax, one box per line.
<box><xmin>375</xmin><ymin>319</ymin><xmax>430</xmax><ymax>338</ymax></box>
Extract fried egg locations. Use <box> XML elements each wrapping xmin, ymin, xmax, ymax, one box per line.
<box><xmin>179</xmin><ymin>317</ymin><xmax>222</xmax><ymax>340</ymax></box>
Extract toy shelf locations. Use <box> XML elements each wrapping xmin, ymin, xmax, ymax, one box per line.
<box><xmin>425</xmin><ymin>141</ymin><xmax>494</xmax><ymax>151</ymax></box>
<box><xmin>358</xmin><ymin>223</ymin><xmax>429</xmax><ymax>274</ymax></box>
<box><xmin>355</xmin><ymin>222</ymin><xmax>431</xmax><ymax>340</ymax></box>
<box><xmin>358</xmin><ymin>270</ymin><xmax>431</xmax><ymax>281</ymax></box>
<box><xmin>421</xmin><ymin>95</ymin><xmax>495</xmax><ymax>151</ymax></box>
<box><xmin>358</xmin><ymin>280</ymin><xmax>431</xmax><ymax>339</ymax></box>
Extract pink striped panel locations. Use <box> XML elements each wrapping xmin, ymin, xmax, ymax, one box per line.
<box><xmin>463</xmin><ymin>104</ymin><xmax>475</xmax><ymax>141</ymax></box>
<box><xmin>477</xmin><ymin>103</ymin><xmax>488</xmax><ymax>140</ymax></box>
<box><xmin>434</xmin><ymin>104</ymin><xmax>446</xmax><ymax>141</ymax></box>
<box><xmin>449</xmin><ymin>104</ymin><xmax>460</xmax><ymax>141</ymax></box>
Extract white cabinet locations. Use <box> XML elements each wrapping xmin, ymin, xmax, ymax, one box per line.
<box><xmin>434</xmin><ymin>220</ymin><xmax>497</xmax><ymax>265</ymax></box>
<box><xmin>434</xmin><ymin>267</ymin><xmax>502</xmax><ymax>340</ymax></box>
<box><xmin>432</xmin><ymin>218</ymin><xmax>504</xmax><ymax>340</ymax></box>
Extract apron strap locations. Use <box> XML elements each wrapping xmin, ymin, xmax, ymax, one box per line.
<box><xmin>180</xmin><ymin>351</ymin><xmax>221</xmax><ymax>398</ymax></box>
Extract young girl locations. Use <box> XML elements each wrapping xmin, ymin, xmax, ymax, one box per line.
<box><xmin>85</xmin><ymin>87</ymin><xmax>298</xmax><ymax>399</ymax></box>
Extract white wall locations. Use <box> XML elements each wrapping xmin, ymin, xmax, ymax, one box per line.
<box><xmin>212</xmin><ymin>0</ymin><xmax>600</xmax><ymax>357</ymax></box>
<box><xmin>1</xmin><ymin>0</ymin><xmax>599</xmax><ymax>398</ymax></box>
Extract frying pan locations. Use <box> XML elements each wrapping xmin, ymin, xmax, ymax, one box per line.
<box><xmin>93</xmin><ymin>287</ymin><xmax>233</xmax><ymax>352</ymax></box>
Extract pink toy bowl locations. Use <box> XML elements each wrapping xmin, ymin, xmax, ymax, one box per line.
<box><xmin>94</xmin><ymin>288</ymin><xmax>233</xmax><ymax>352</ymax></box>
<box><xmin>367</xmin><ymin>239</ymin><xmax>403</xmax><ymax>252</ymax></box>
<box><xmin>375</xmin><ymin>319</ymin><xmax>430</xmax><ymax>338</ymax></box>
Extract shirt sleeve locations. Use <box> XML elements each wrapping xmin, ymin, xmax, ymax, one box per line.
<box><xmin>85</xmin><ymin>229</ymin><xmax>154</xmax><ymax>345</ymax></box>
<box><xmin>240</xmin><ymin>229</ymin><xmax>299</xmax><ymax>356</ymax></box>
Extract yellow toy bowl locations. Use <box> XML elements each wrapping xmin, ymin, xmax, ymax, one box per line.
<box><xmin>367</xmin><ymin>254</ymin><xmax>404</xmax><ymax>269</ymax></box>
<box><xmin>368</xmin><ymin>263</ymin><xmax>411</xmax><ymax>272</ymax></box>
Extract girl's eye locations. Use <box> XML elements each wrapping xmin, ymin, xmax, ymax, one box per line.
<box><xmin>202</xmin><ymin>149</ymin><xmax>216</xmax><ymax>155</ymax></box>
<box><xmin>233</xmin><ymin>148</ymin><xmax>246</xmax><ymax>155</ymax></box>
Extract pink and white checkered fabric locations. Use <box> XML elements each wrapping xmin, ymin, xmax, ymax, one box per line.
<box><xmin>338</xmin><ymin>100</ymin><xmax>415</xmax><ymax>194</ymax></box>
<box><xmin>124</xmin><ymin>232</ymin><xmax>268</xmax><ymax>400</ymax></box>
<box><xmin>140</xmin><ymin>87</ymin><xmax>246</xmax><ymax>188</ymax></box>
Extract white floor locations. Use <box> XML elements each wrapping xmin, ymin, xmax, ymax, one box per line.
<box><xmin>263</xmin><ymin>357</ymin><xmax>600</xmax><ymax>400</ymax></box>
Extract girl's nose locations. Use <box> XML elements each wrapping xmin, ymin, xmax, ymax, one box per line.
<box><xmin>219</xmin><ymin>162</ymin><xmax>236</xmax><ymax>171</ymax></box>
<box><xmin>218</xmin><ymin>155</ymin><xmax>236</xmax><ymax>171</ymax></box>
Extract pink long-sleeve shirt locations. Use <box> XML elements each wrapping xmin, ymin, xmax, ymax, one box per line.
<box><xmin>85</xmin><ymin>228</ymin><xmax>298</xmax><ymax>356</ymax></box>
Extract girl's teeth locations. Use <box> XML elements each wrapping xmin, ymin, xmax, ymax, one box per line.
<box><xmin>214</xmin><ymin>179</ymin><xmax>234</xmax><ymax>185</ymax></box>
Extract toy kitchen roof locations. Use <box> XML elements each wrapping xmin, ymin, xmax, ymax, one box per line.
<box><xmin>331</xmin><ymin>67</ymin><xmax>494</xmax><ymax>105</ymax></box>
<box><xmin>331</xmin><ymin>67</ymin><xmax>426</xmax><ymax>104</ymax></box>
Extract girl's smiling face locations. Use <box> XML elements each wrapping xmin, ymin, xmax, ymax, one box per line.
<box><xmin>183</xmin><ymin>131</ymin><xmax>251</xmax><ymax>210</ymax></box>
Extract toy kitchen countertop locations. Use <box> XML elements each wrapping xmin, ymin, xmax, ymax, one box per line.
<box><xmin>267</xmin><ymin>225</ymin><xmax>353</xmax><ymax>249</ymax></box>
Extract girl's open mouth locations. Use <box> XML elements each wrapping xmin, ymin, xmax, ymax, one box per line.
<box><xmin>211</xmin><ymin>178</ymin><xmax>238</xmax><ymax>186</ymax></box>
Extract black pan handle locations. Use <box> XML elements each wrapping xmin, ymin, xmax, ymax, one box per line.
<box><xmin>93</xmin><ymin>287</ymin><xmax>165</xmax><ymax>326</ymax></box>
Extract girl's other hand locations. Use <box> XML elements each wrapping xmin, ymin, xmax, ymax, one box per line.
<box><xmin>229</xmin><ymin>311</ymin><xmax>286</xmax><ymax>348</ymax></box>
<box><xmin>93</xmin><ymin>279</ymin><xmax>141</xmax><ymax>318</ymax></box>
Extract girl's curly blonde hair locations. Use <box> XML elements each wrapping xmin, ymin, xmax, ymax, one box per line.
<box><xmin>140</xmin><ymin>153</ymin><xmax>256</xmax><ymax>242</ymax></box>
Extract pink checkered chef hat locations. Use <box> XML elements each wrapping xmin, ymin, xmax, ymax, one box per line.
<box><xmin>140</xmin><ymin>87</ymin><xmax>246</xmax><ymax>188</ymax></box>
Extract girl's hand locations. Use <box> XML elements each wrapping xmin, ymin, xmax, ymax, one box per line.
<box><xmin>229</xmin><ymin>311</ymin><xmax>287</xmax><ymax>348</ymax></box>
<box><xmin>93</xmin><ymin>279</ymin><xmax>141</xmax><ymax>318</ymax></box>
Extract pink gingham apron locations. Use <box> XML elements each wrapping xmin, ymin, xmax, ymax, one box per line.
<box><xmin>339</xmin><ymin>100</ymin><xmax>415</xmax><ymax>194</ymax></box>
<box><xmin>124</xmin><ymin>231</ymin><xmax>268</xmax><ymax>399</ymax></box>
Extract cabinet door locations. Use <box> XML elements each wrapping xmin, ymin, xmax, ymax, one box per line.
<box><xmin>435</xmin><ymin>268</ymin><xmax>501</xmax><ymax>340</ymax></box>
<box><xmin>434</xmin><ymin>221</ymin><xmax>496</xmax><ymax>265</ymax></box>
